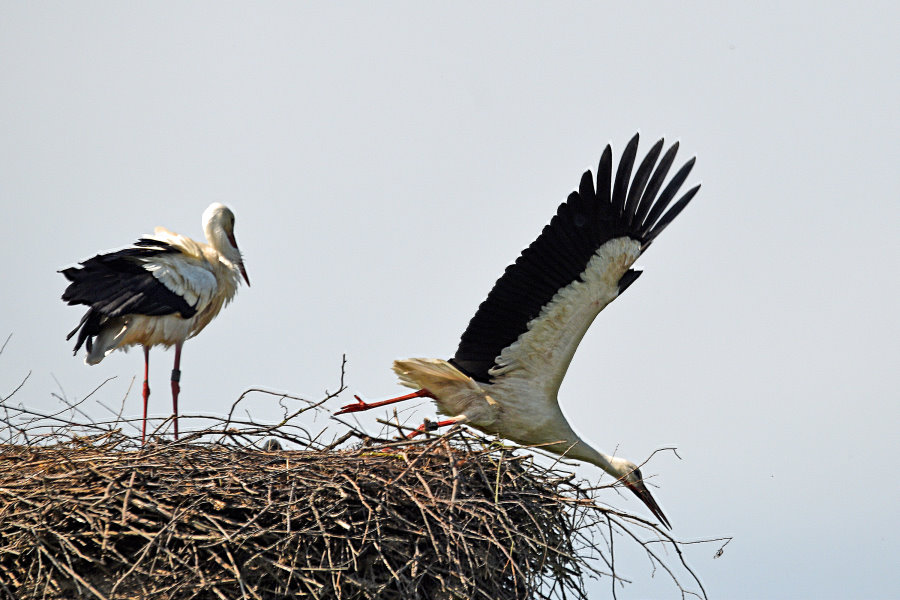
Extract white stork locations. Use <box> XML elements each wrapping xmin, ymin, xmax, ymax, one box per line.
<box><xmin>337</xmin><ymin>134</ymin><xmax>700</xmax><ymax>528</ymax></box>
<box><xmin>61</xmin><ymin>203</ymin><xmax>250</xmax><ymax>442</ymax></box>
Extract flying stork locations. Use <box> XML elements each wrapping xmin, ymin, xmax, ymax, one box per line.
<box><xmin>337</xmin><ymin>133</ymin><xmax>700</xmax><ymax>528</ymax></box>
<box><xmin>61</xmin><ymin>203</ymin><xmax>250</xmax><ymax>442</ymax></box>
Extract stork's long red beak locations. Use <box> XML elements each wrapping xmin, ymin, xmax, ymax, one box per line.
<box><xmin>625</xmin><ymin>479</ymin><xmax>671</xmax><ymax>529</ymax></box>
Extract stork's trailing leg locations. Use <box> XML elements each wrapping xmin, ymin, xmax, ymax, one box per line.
<box><xmin>171</xmin><ymin>342</ymin><xmax>182</xmax><ymax>441</ymax></box>
<box><xmin>406</xmin><ymin>416</ymin><xmax>467</xmax><ymax>439</ymax></box>
<box><xmin>335</xmin><ymin>389</ymin><xmax>435</xmax><ymax>415</ymax></box>
<box><xmin>141</xmin><ymin>346</ymin><xmax>151</xmax><ymax>444</ymax></box>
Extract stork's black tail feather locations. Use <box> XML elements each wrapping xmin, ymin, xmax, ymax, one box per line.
<box><xmin>66</xmin><ymin>309</ymin><xmax>102</xmax><ymax>354</ymax></box>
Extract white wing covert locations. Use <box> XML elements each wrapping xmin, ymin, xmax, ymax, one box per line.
<box><xmin>144</xmin><ymin>254</ymin><xmax>218</xmax><ymax>311</ymax></box>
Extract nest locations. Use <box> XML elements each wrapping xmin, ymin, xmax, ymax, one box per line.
<box><xmin>0</xmin><ymin>365</ymin><xmax>714</xmax><ymax>600</ymax></box>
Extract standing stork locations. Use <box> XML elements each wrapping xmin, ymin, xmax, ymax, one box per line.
<box><xmin>337</xmin><ymin>133</ymin><xmax>700</xmax><ymax>528</ymax></box>
<box><xmin>61</xmin><ymin>203</ymin><xmax>250</xmax><ymax>442</ymax></box>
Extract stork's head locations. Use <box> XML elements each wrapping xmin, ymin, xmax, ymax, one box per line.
<box><xmin>609</xmin><ymin>457</ymin><xmax>671</xmax><ymax>529</ymax></box>
<box><xmin>203</xmin><ymin>203</ymin><xmax>250</xmax><ymax>286</ymax></box>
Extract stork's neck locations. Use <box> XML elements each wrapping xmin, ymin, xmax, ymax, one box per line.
<box><xmin>526</xmin><ymin>412</ymin><xmax>626</xmax><ymax>479</ymax></box>
<box><xmin>204</xmin><ymin>221</ymin><xmax>241</xmax><ymax>269</ymax></box>
<box><xmin>563</xmin><ymin>439</ymin><xmax>624</xmax><ymax>479</ymax></box>
<box><xmin>205</xmin><ymin>221</ymin><xmax>227</xmax><ymax>255</ymax></box>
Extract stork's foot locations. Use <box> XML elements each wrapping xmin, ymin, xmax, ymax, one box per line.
<box><xmin>335</xmin><ymin>395</ymin><xmax>376</xmax><ymax>415</ymax></box>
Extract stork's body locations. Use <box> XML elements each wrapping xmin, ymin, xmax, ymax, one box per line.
<box><xmin>61</xmin><ymin>203</ymin><xmax>250</xmax><ymax>442</ymax></box>
<box><xmin>338</xmin><ymin>134</ymin><xmax>701</xmax><ymax>528</ymax></box>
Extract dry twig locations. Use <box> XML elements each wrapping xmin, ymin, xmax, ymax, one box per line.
<box><xmin>0</xmin><ymin>358</ymin><xmax>719</xmax><ymax>599</ymax></box>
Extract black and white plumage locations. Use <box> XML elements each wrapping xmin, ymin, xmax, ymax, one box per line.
<box><xmin>337</xmin><ymin>133</ymin><xmax>700</xmax><ymax>528</ymax></box>
<box><xmin>61</xmin><ymin>203</ymin><xmax>250</xmax><ymax>442</ymax></box>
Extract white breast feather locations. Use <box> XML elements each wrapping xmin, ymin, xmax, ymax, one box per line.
<box><xmin>489</xmin><ymin>237</ymin><xmax>642</xmax><ymax>397</ymax></box>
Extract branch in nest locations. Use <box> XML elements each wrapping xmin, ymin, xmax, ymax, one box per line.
<box><xmin>0</xmin><ymin>356</ymin><xmax>723</xmax><ymax>600</ymax></box>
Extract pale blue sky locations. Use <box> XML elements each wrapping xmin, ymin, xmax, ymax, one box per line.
<box><xmin>2</xmin><ymin>3</ymin><xmax>898</xmax><ymax>597</ymax></box>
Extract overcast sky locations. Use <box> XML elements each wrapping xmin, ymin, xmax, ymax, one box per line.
<box><xmin>2</xmin><ymin>3</ymin><xmax>898</xmax><ymax>598</ymax></box>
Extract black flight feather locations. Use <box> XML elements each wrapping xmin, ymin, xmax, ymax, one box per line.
<box><xmin>623</xmin><ymin>138</ymin><xmax>664</xmax><ymax>226</ymax></box>
<box><xmin>633</xmin><ymin>141</ymin><xmax>679</xmax><ymax>229</ymax></box>
<box><xmin>610</xmin><ymin>133</ymin><xmax>640</xmax><ymax>216</ymax></box>
<box><xmin>451</xmin><ymin>134</ymin><xmax>700</xmax><ymax>382</ymax></box>
<box><xmin>640</xmin><ymin>157</ymin><xmax>696</xmax><ymax>235</ymax></box>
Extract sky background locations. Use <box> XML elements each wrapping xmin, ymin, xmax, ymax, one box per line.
<box><xmin>2</xmin><ymin>3</ymin><xmax>898</xmax><ymax>598</ymax></box>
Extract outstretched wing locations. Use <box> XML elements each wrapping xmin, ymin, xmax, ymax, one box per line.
<box><xmin>450</xmin><ymin>133</ymin><xmax>700</xmax><ymax>393</ymax></box>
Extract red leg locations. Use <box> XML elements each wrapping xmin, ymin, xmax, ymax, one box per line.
<box><xmin>171</xmin><ymin>342</ymin><xmax>182</xmax><ymax>441</ymax></box>
<box><xmin>335</xmin><ymin>388</ymin><xmax>435</xmax><ymax>415</ymax></box>
<box><xmin>141</xmin><ymin>346</ymin><xmax>151</xmax><ymax>444</ymax></box>
<box><xmin>406</xmin><ymin>418</ymin><xmax>463</xmax><ymax>439</ymax></box>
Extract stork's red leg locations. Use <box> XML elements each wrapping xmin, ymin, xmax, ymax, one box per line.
<box><xmin>406</xmin><ymin>418</ymin><xmax>464</xmax><ymax>439</ymax></box>
<box><xmin>171</xmin><ymin>342</ymin><xmax>182</xmax><ymax>441</ymax></box>
<box><xmin>335</xmin><ymin>389</ymin><xmax>435</xmax><ymax>415</ymax></box>
<box><xmin>141</xmin><ymin>346</ymin><xmax>151</xmax><ymax>444</ymax></box>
